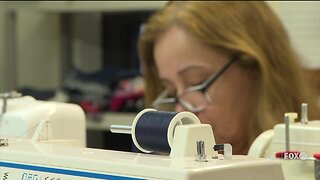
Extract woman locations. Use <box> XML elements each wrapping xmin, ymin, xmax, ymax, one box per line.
<box><xmin>138</xmin><ymin>1</ymin><xmax>320</xmax><ymax>154</ymax></box>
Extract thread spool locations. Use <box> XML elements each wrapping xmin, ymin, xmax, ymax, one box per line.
<box><xmin>131</xmin><ymin>109</ymin><xmax>200</xmax><ymax>154</ymax></box>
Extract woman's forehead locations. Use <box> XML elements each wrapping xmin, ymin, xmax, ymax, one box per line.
<box><xmin>154</xmin><ymin>26</ymin><xmax>226</xmax><ymax>72</ymax></box>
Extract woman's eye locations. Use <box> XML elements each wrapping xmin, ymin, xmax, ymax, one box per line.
<box><xmin>185</xmin><ymin>79</ymin><xmax>206</xmax><ymax>87</ymax></box>
<box><xmin>183</xmin><ymin>74</ymin><xmax>209</xmax><ymax>88</ymax></box>
<box><xmin>187</xmin><ymin>81</ymin><xmax>202</xmax><ymax>87</ymax></box>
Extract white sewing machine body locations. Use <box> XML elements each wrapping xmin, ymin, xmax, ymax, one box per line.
<box><xmin>0</xmin><ymin>95</ymin><xmax>285</xmax><ymax>180</ymax></box>
<box><xmin>1</xmin><ymin>140</ymin><xmax>284</xmax><ymax>180</ymax></box>
<box><xmin>269</xmin><ymin>120</ymin><xmax>320</xmax><ymax>156</ymax></box>
<box><xmin>249</xmin><ymin>112</ymin><xmax>320</xmax><ymax>180</ymax></box>
<box><xmin>0</xmin><ymin>96</ymin><xmax>86</xmax><ymax>146</ymax></box>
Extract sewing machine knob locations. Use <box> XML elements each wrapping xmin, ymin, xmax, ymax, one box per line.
<box><xmin>301</xmin><ymin>103</ymin><xmax>309</xmax><ymax>124</ymax></box>
<box><xmin>195</xmin><ymin>140</ymin><xmax>207</xmax><ymax>162</ymax></box>
<box><xmin>0</xmin><ymin>138</ymin><xmax>9</xmax><ymax>147</ymax></box>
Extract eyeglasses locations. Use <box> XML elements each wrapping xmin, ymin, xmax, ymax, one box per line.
<box><xmin>152</xmin><ymin>57</ymin><xmax>237</xmax><ymax>113</ymax></box>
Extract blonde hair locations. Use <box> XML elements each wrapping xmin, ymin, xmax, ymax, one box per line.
<box><xmin>138</xmin><ymin>1</ymin><xmax>320</xmax><ymax>143</ymax></box>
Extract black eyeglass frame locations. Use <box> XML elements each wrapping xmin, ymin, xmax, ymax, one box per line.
<box><xmin>152</xmin><ymin>56</ymin><xmax>238</xmax><ymax>112</ymax></box>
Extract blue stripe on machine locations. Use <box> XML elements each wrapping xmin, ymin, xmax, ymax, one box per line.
<box><xmin>0</xmin><ymin>161</ymin><xmax>145</xmax><ymax>180</ymax></box>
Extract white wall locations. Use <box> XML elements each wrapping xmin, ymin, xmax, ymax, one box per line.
<box><xmin>0</xmin><ymin>2</ymin><xmax>5</xmax><ymax>92</ymax></box>
<box><xmin>72</xmin><ymin>13</ymin><xmax>102</xmax><ymax>73</ymax></box>
<box><xmin>269</xmin><ymin>1</ymin><xmax>320</xmax><ymax>69</ymax></box>
<box><xmin>16</xmin><ymin>11</ymin><xmax>61</xmax><ymax>90</ymax></box>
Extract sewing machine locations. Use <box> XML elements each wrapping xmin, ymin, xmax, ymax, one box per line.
<box><xmin>248</xmin><ymin>104</ymin><xmax>320</xmax><ymax>180</ymax></box>
<box><xmin>0</xmin><ymin>92</ymin><xmax>86</xmax><ymax>146</ymax></box>
<box><xmin>0</xmin><ymin>92</ymin><xmax>287</xmax><ymax>179</ymax></box>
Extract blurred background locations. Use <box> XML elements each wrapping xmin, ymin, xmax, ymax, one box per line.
<box><xmin>0</xmin><ymin>1</ymin><xmax>319</xmax><ymax>151</ymax></box>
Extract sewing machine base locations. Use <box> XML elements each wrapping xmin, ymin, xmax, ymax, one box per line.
<box><xmin>0</xmin><ymin>140</ymin><xmax>284</xmax><ymax>180</ymax></box>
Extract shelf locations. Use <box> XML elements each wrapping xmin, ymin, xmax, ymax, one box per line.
<box><xmin>4</xmin><ymin>1</ymin><xmax>167</xmax><ymax>13</ymax></box>
<box><xmin>0</xmin><ymin>1</ymin><xmax>166</xmax><ymax>92</ymax></box>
